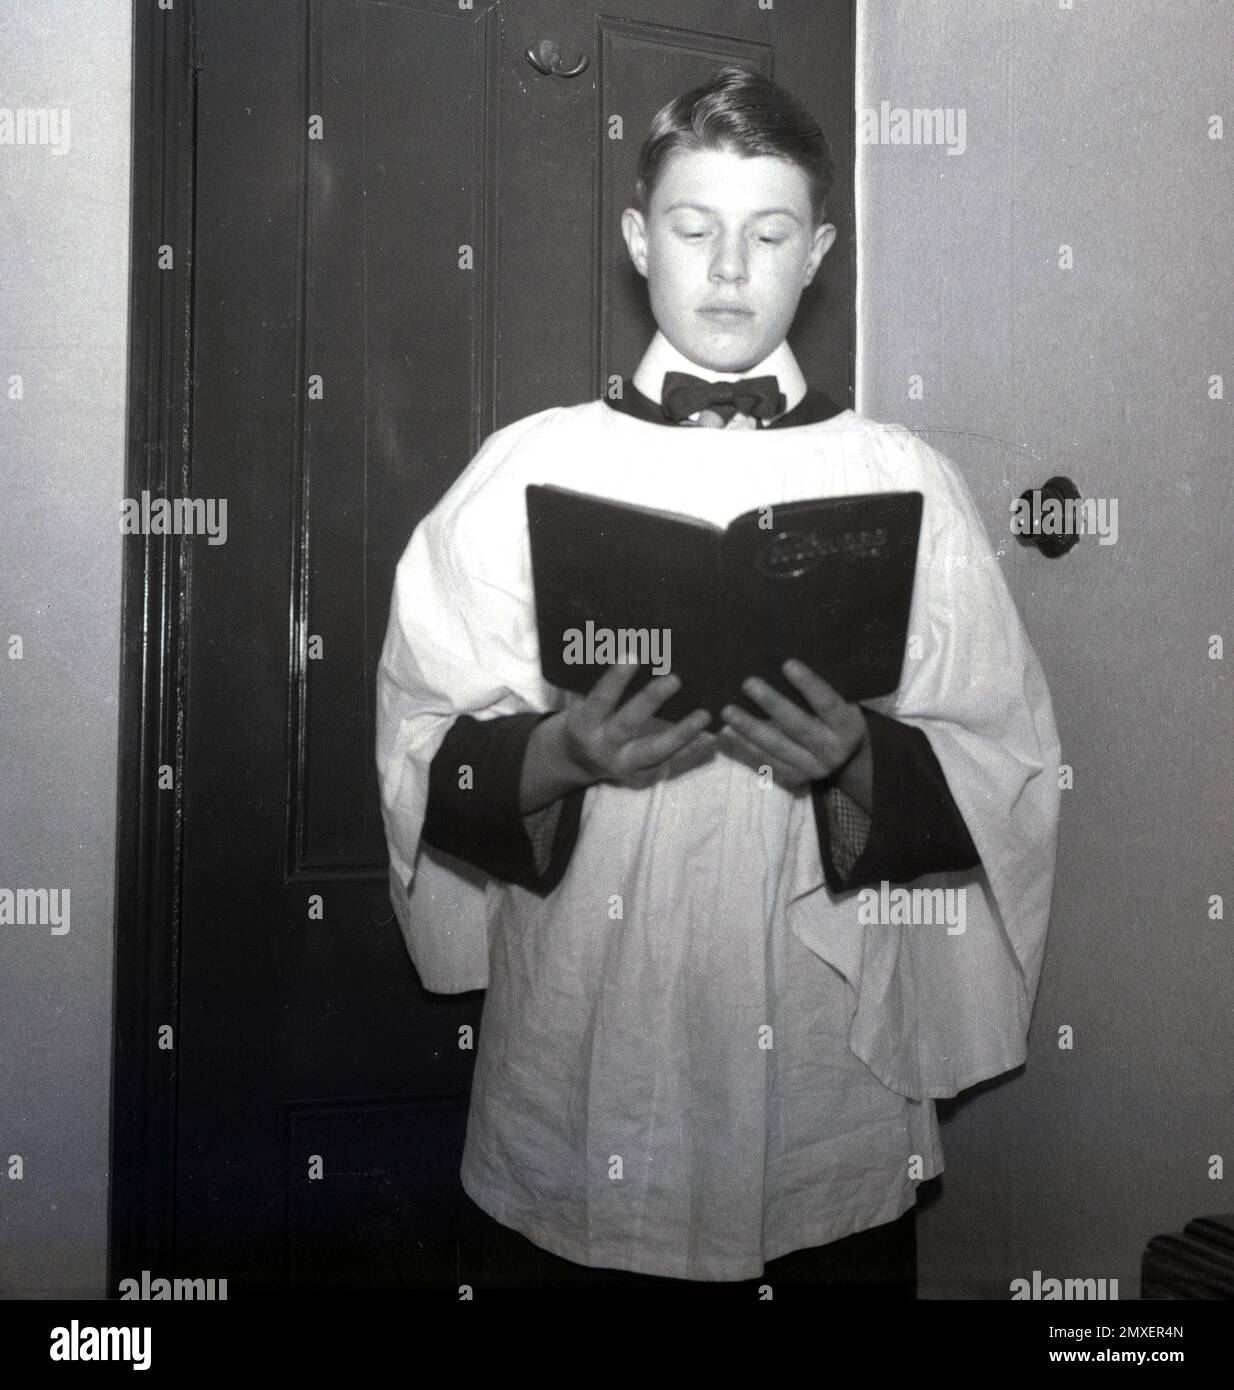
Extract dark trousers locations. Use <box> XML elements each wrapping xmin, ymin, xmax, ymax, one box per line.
<box><xmin>456</xmin><ymin>1192</ymin><xmax>917</xmax><ymax>1300</ymax></box>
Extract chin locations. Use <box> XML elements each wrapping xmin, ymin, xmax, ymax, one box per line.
<box><xmin>682</xmin><ymin>341</ymin><xmax>768</xmax><ymax>374</ymax></box>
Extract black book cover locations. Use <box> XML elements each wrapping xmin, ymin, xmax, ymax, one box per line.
<box><xmin>526</xmin><ymin>483</ymin><xmax>923</xmax><ymax>728</ymax></box>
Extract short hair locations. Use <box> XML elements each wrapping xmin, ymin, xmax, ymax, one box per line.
<box><xmin>634</xmin><ymin>65</ymin><xmax>835</xmax><ymax>224</ymax></box>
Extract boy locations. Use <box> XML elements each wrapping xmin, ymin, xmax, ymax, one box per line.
<box><xmin>376</xmin><ymin>67</ymin><xmax>1060</xmax><ymax>1294</ymax></box>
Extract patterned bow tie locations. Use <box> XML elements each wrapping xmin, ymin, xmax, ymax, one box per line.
<box><xmin>660</xmin><ymin>371</ymin><xmax>786</xmax><ymax>427</ymax></box>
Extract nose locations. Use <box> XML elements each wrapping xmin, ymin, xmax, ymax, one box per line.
<box><xmin>708</xmin><ymin>230</ymin><xmax>749</xmax><ymax>285</ymax></box>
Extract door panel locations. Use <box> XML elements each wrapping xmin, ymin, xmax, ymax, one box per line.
<box><xmin>179</xmin><ymin>0</ymin><xmax>854</xmax><ymax>1290</ymax></box>
<box><xmin>294</xmin><ymin>0</ymin><xmax>502</xmax><ymax>876</ymax></box>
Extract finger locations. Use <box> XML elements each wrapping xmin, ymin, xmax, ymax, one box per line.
<box><xmin>781</xmin><ymin>658</ymin><xmax>847</xmax><ymax>719</ymax></box>
<box><xmin>720</xmin><ymin>702</ymin><xmax>822</xmax><ymax>778</ymax></box>
<box><xmin>738</xmin><ymin>676</ymin><xmax>847</xmax><ymax>757</ymax></box>
<box><xmin>631</xmin><ymin>712</ymin><xmax>708</xmax><ymax>740</ymax></box>
<box><xmin>738</xmin><ymin>676</ymin><xmax>819</xmax><ymax>739</ymax></box>
<box><xmin>606</xmin><ymin>670</ymin><xmax>686</xmax><ymax>737</ymax></box>
<box><xmin>579</xmin><ymin>661</ymin><xmax>643</xmax><ymax>726</ymax></box>
<box><xmin>623</xmin><ymin>707</ymin><xmax>711</xmax><ymax>769</ymax></box>
<box><xmin>743</xmin><ymin>673</ymin><xmax>861</xmax><ymax>764</ymax></box>
<box><xmin>717</xmin><ymin>725</ymin><xmax>797</xmax><ymax>782</ymax></box>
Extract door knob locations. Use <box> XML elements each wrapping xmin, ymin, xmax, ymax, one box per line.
<box><xmin>525</xmin><ymin>39</ymin><xmax>590</xmax><ymax>78</ymax></box>
<box><xmin>1015</xmin><ymin>475</ymin><xmax>1083</xmax><ymax>557</ymax></box>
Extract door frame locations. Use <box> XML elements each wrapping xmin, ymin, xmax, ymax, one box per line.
<box><xmin>110</xmin><ymin>0</ymin><xmax>200</xmax><ymax>1288</ymax></box>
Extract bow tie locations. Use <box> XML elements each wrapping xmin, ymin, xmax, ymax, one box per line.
<box><xmin>660</xmin><ymin>371</ymin><xmax>786</xmax><ymax>426</ymax></box>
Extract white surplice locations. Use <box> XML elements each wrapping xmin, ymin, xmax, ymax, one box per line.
<box><xmin>375</xmin><ymin>397</ymin><xmax>1060</xmax><ymax>1280</ymax></box>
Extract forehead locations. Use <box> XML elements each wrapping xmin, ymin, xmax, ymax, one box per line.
<box><xmin>649</xmin><ymin>146</ymin><xmax>813</xmax><ymax>219</ymax></box>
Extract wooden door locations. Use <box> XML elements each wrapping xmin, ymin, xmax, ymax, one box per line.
<box><xmin>161</xmin><ymin>0</ymin><xmax>854</xmax><ymax>1292</ymax></box>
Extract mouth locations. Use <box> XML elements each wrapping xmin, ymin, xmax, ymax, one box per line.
<box><xmin>697</xmin><ymin>306</ymin><xmax>755</xmax><ymax>322</ymax></box>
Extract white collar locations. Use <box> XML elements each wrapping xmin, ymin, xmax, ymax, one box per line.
<box><xmin>631</xmin><ymin>331</ymin><xmax>808</xmax><ymax>413</ymax></box>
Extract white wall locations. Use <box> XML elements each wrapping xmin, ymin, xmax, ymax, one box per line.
<box><xmin>0</xmin><ymin>0</ymin><xmax>132</xmax><ymax>1298</ymax></box>
<box><xmin>858</xmin><ymin>0</ymin><xmax>1233</xmax><ymax>1298</ymax></box>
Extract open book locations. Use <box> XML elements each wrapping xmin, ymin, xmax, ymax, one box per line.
<box><xmin>526</xmin><ymin>484</ymin><xmax>923</xmax><ymax>726</ymax></box>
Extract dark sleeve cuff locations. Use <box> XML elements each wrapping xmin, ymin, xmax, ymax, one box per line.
<box><xmin>813</xmin><ymin>707</ymin><xmax>981</xmax><ymax>894</ymax></box>
<box><xmin>420</xmin><ymin>712</ymin><xmax>584</xmax><ymax>896</ymax></box>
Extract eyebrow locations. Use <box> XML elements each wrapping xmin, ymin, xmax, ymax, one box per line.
<box><xmin>663</xmin><ymin>202</ymin><xmax>803</xmax><ymax>223</ymax></box>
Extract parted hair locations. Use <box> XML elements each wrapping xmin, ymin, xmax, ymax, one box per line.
<box><xmin>634</xmin><ymin>65</ymin><xmax>835</xmax><ymax>225</ymax></box>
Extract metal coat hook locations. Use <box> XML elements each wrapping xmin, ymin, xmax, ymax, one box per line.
<box><xmin>525</xmin><ymin>38</ymin><xmax>590</xmax><ymax>78</ymax></box>
<box><xmin>1016</xmin><ymin>475</ymin><xmax>1083</xmax><ymax>557</ymax></box>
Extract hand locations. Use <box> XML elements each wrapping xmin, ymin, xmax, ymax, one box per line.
<box><xmin>562</xmin><ymin>663</ymin><xmax>711</xmax><ymax>783</ymax></box>
<box><xmin>520</xmin><ymin>663</ymin><xmax>711</xmax><ymax>811</ymax></box>
<box><xmin>719</xmin><ymin>658</ymin><xmax>872</xmax><ymax>808</ymax></box>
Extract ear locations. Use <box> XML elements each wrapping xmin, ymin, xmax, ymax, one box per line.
<box><xmin>802</xmin><ymin>221</ymin><xmax>836</xmax><ymax>287</ymax></box>
<box><xmin>621</xmin><ymin>207</ymin><xmax>649</xmax><ymax>279</ymax></box>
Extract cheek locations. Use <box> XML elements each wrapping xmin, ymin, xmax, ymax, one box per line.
<box><xmin>762</xmin><ymin>256</ymin><xmax>810</xmax><ymax>312</ymax></box>
<box><xmin>655</xmin><ymin>239</ymin><xmax>693</xmax><ymax>279</ymax></box>
<box><xmin>647</xmin><ymin>248</ymin><xmax>695</xmax><ymax>308</ymax></box>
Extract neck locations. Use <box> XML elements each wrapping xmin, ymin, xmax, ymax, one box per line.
<box><xmin>631</xmin><ymin>331</ymin><xmax>808</xmax><ymax>411</ymax></box>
